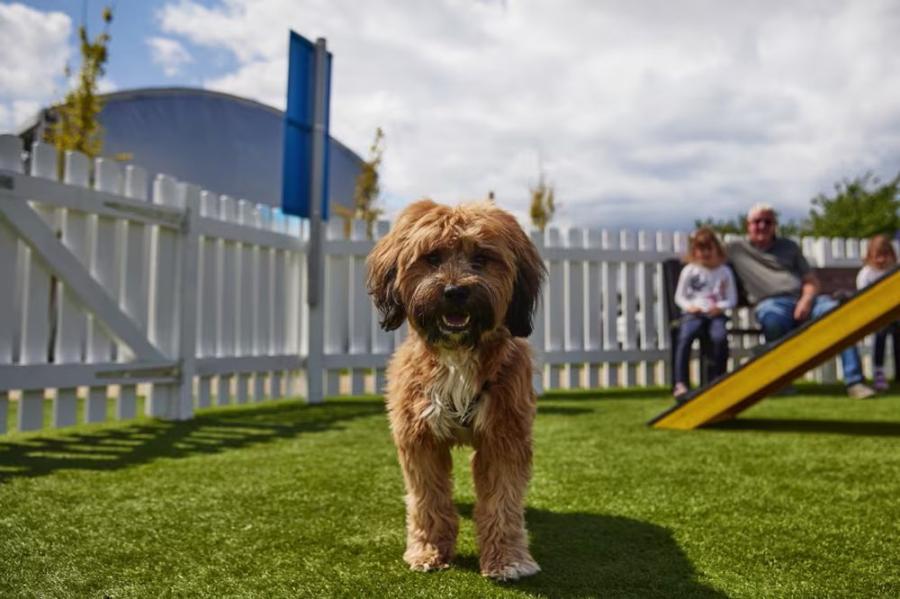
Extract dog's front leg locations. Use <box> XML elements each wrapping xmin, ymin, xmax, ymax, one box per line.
<box><xmin>396</xmin><ymin>436</ymin><xmax>458</xmax><ymax>571</ymax></box>
<box><xmin>472</xmin><ymin>433</ymin><xmax>540</xmax><ymax>581</ymax></box>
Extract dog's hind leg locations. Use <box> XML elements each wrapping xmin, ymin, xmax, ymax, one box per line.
<box><xmin>397</xmin><ymin>437</ymin><xmax>459</xmax><ymax>571</ymax></box>
<box><xmin>472</xmin><ymin>434</ymin><xmax>540</xmax><ymax>581</ymax></box>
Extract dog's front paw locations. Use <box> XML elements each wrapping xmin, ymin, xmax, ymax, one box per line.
<box><xmin>481</xmin><ymin>555</ymin><xmax>541</xmax><ymax>582</ymax></box>
<box><xmin>404</xmin><ymin>543</ymin><xmax>452</xmax><ymax>572</ymax></box>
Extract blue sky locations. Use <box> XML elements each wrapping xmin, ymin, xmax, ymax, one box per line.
<box><xmin>2</xmin><ymin>0</ymin><xmax>899</xmax><ymax>230</ymax></box>
<box><xmin>10</xmin><ymin>0</ymin><xmax>235</xmax><ymax>89</ymax></box>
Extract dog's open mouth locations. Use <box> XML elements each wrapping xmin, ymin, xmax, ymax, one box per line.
<box><xmin>440</xmin><ymin>312</ymin><xmax>471</xmax><ymax>332</ymax></box>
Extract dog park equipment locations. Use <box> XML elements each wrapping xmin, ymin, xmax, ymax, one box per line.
<box><xmin>650</xmin><ymin>266</ymin><xmax>900</xmax><ymax>430</ymax></box>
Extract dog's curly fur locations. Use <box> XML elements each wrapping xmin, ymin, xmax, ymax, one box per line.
<box><xmin>367</xmin><ymin>199</ymin><xmax>546</xmax><ymax>581</ymax></box>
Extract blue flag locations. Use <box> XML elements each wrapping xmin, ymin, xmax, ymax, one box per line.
<box><xmin>281</xmin><ymin>31</ymin><xmax>331</xmax><ymax>219</ymax></box>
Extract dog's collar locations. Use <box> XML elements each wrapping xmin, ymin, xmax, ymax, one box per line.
<box><xmin>457</xmin><ymin>381</ymin><xmax>492</xmax><ymax>427</ymax></box>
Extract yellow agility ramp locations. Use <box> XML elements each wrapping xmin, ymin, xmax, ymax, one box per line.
<box><xmin>650</xmin><ymin>266</ymin><xmax>900</xmax><ymax>430</ymax></box>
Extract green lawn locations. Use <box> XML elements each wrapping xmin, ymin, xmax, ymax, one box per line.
<box><xmin>2</xmin><ymin>386</ymin><xmax>900</xmax><ymax>598</ymax></box>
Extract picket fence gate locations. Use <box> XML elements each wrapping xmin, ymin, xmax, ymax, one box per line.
<box><xmin>0</xmin><ymin>134</ymin><xmax>888</xmax><ymax>435</ymax></box>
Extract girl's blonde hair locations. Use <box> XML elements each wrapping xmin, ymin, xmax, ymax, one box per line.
<box><xmin>686</xmin><ymin>227</ymin><xmax>726</xmax><ymax>263</ymax></box>
<box><xmin>864</xmin><ymin>234</ymin><xmax>897</xmax><ymax>267</ymax></box>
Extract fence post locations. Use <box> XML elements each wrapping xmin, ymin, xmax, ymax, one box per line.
<box><xmin>585</xmin><ymin>229</ymin><xmax>602</xmax><ymax>387</ymax></box>
<box><xmin>86</xmin><ymin>157</ymin><xmax>123</xmax><ymax>424</ymax></box>
<box><xmin>285</xmin><ymin>215</ymin><xmax>303</xmax><ymax>396</ymax></box>
<box><xmin>305</xmin><ymin>219</ymin><xmax>325</xmax><ymax>404</ymax></box>
<box><xmin>236</xmin><ymin>200</ymin><xmax>255</xmax><ymax>403</ymax></box>
<box><xmin>117</xmin><ymin>164</ymin><xmax>149</xmax><ymax>421</ymax></box>
<box><xmin>601</xmin><ymin>229</ymin><xmax>619</xmax><ymax>387</ymax></box>
<box><xmin>177</xmin><ymin>183</ymin><xmax>200</xmax><ymax>420</ymax></box>
<box><xmin>0</xmin><ymin>135</ymin><xmax>23</xmax><ymax>433</ymax></box>
<box><xmin>545</xmin><ymin>227</ymin><xmax>563</xmax><ymax>390</ymax></box>
<box><xmin>256</xmin><ymin>204</ymin><xmax>273</xmax><ymax>401</ymax></box>
<box><xmin>16</xmin><ymin>142</ymin><xmax>55</xmax><ymax>431</ymax></box>
<box><xmin>324</xmin><ymin>218</ymin><xmax>348</xmax><ymax>396</ymax></box>
<box><xmin>620</xmin><ymin>229</ymin><xmax>638</xmax><ymax>386</ymax></box>
<box><xmin>148</xmin><ymin>174</ymin><xmax>181</xmax><ymax>418</ymax></box>
<box><xmin>531</xmin><ymin>229</ymin><xmax>546</xmax><ymax>395</ymax></box>
<box><xmin>196</xmin><ymin>190</ymin><xmax>219</xmax><ymax>408</ymax></box>
<box><xmin>565</xmin><ymin>227</ymin><xmax>585</xmax><ymax>389</ymax></box>
<box><xmin>55</xmin><ymin>151</ymin><xmax>92</xmax><ymax>425</ymax></box>
<box><xmin>655</xmin><ymin>231</ymin><xmax>674</xmax><ymax>385</ymax></box>
<box><xmin>349</xmin><ymin>219</ymin><xmax>370</xmax><ymax>395</ymax></box>
<box><xmin>637</xmin><ymin>230</ymin><xmax>656</xmax><ymax>386</ymax></box>
<box><xmin>218</xmin><ymin>195</ymin><xmax>238</xmax><ymax>406</ymax></box>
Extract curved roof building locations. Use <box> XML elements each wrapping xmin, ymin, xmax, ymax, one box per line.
<box><xmin>22</xmin><ymin>87</ymin><xmax>364</xmax><ymax>210</ymax></box>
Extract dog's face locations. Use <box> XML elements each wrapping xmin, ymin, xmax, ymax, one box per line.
<box><xmin>367</xmin><ymin>200</ymin><xmax>545</xmax><ymax>348</ymax></box>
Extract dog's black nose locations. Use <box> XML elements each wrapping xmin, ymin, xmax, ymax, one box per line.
<box><xmin>443</xmin><ymin>285</ymin><xmax>470</xmax><ymax>303</ymax></box>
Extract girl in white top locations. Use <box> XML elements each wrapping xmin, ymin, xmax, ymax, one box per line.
<box><xmin>672</xmin><ymin>227</ymin><xmax>737</xmax><ymax>398</ymax></box>
<box><xmin>674</xmin><ymin>259</ymin><xmax>738</xmax><ymax>315</ymax></box>
<box><xmin>856</xmin><ymin>234</ymin><xmax>898</xmax><ymax>391</ymax></box>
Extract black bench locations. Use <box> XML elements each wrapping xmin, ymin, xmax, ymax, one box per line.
<box><xmin>661</xmin><ymin>259</ymin><xmax>860</xmax><ymax>389</ymax></box>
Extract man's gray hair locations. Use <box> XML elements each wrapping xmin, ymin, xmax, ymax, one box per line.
<box><xmin>747</xmin><ymin>203</ymin><xmax>777</xmax><ymax>221</ymax></box>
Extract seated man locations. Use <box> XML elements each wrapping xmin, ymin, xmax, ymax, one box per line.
<box><xmin>726</xmin><ymin>203</ymin><xmax>875</xmax><ymax>399</ymax></box>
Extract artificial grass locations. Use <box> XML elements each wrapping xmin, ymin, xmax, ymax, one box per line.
<box><xmin>1</xmin><ymin>388</ymin><xmax>899</xmax><ymax>598</ymax></box>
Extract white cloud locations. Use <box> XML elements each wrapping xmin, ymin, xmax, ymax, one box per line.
<box><xmin>0</xmin><ymin>3</ymin><xmax>71</xmax><ymax>132</ymax></box>
<box><xmin>10</xmin><ymin>100</ymin><xmax>41</xmax><ymax>131</ymax></box>
<box><xmin>146</xmin><ymin>36</ymin><xmax>193</xmax><ymax>76</ymax></box>
<box><xmin>97</xmin><ymin>77</ymin><xmax>119</xmax><ymax>95</ymax></box>
<box><xmin>156</xmin><ymin>0</ymin><xmax>900</xmax><ymax>229</ymax></box>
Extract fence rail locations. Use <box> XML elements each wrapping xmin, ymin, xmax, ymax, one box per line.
<box><xmin>0</xmin><ymin>134</ymin><xmax>892</xmax><ymax>434</ymax></box>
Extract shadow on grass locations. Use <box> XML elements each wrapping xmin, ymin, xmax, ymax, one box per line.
<box><xmin>456</xmin><ymin>504</ymin><xmax>724</xmax><ymax>598</ymax></box>
<box><xmin>773</xmin><ymin>384</ymin><xmax>862</xmax><ymax>398</ymax></box>
<box><xmin>537</xmin><ymin>405</ymin><xmax>595</xmax><ymax>416</ymax></box>
<box><xmin>0</xmin><ymin>400</ymin><xmax>384</xmax><ymax>483</ymax></box>
<box><xmin>542</xmin><ymin>387</ymin><xmax>670</xmax><ymax>400</ymax></box>
<box><xmin>710</xmin><ymin>417</ymin><xmax>900</xmax><ymax>437</ymax></box>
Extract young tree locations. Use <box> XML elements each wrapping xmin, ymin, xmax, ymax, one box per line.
<box><xmin>529</xmin><ymin>172</ymin><xmax>555</xmax><ymax>232</ymax></box>
<box><xmin>348</xmin><ymin>127</ymin><xmax>386</xmax><ymax>237</ymax></box>
<box><xmin>693</xmin><ymin>214</ymin><xmax>746</xmax><ymax>236</ymax></box>
<box><xmin>695</xmin><ymin>212</ymin><xmax>804</xmax><ymax>237</ymax></box>
<box><xmin>776</xmin><ymin>219</ymin><xmax>804</xmax><ymax>238</ymax></box>
<box><xmin>44</xmin><ymin>6</ymin><xmax>113</xmax><ymax>173</ymax></box>
<box><xmin>806</xmin><ymin>172</ymin><xmax>900</xmax><ymax>238</ymax></box>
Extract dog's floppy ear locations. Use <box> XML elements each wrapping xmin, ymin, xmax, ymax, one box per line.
<box><xmin>366</xmin><ymin>257</ymin><xmax>404</xmax><ymax>331</ymax></box>
<box><xmin>366</xmin><ymin>199</ymin><xmax>439</xmax><ymax>331</ymax></box>
<box><xmin>504</xmin><ymin>222</ymin><xmax>546</xmax><ymax>338</ymax></box>
<box><xmin>366</xmin><ymin>231</ymin><xmax>406</xmax><ymax>331</ymax></box>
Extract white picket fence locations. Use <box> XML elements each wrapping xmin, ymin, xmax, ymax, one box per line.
<box><xmin>0</xmin><ymin>134</ymin><xmax>889</xmax><ymax>434</ymax></box>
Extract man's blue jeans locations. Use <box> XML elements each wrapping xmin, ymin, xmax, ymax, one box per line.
<box><xmin>754</xmin><ymin>294</ymin><xmax>863</xmax><ymax>386</ymax></box>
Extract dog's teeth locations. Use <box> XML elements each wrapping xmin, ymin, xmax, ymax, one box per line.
<box><xmin>441</xmin><ymin>314</ymin><xmax>470</xmax><ymax>327</ymax></box>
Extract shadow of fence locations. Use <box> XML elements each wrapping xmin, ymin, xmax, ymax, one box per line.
<box><xmin>0</xmin><ymin>400</ymin><xmax>384</xmax><ymax>483</ymax></box>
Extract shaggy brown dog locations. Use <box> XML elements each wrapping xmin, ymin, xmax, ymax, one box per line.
<box><xmin>366</xmin><ymin>199</ymin><xmax>546</xmax><ymax>581</ymax></box>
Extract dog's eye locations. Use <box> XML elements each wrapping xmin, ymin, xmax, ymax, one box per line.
<box><xmin>471</xmin><ymin>253</ymin><xmax>489</xmax><ymax>269</ymax></box>
<box><xmin>424</xmin><ymin>252</ymin><xmax>442</xmax><ymax>267</ymax></box>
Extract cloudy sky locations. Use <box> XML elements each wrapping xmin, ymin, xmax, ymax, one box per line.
<box><xmin>1</xmin><ymin>0</ymin><xmax>898</xmax><ymax>229</ymax></box>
